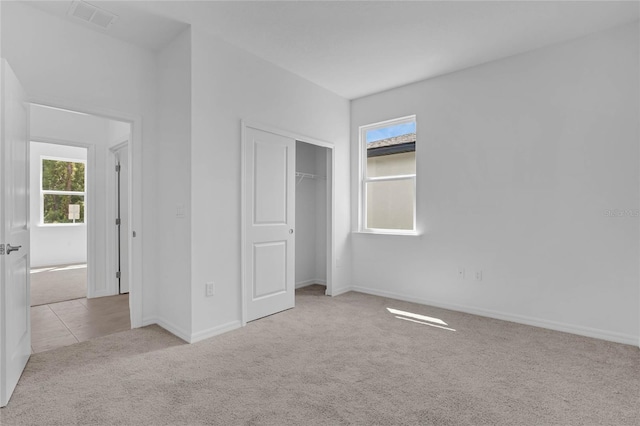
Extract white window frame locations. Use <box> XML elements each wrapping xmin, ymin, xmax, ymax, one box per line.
<box><xmin>359</xmin><ymin>115</ymin><xmax>417</xmax><ymax>235</ymax></box>
<box><xmin>40</xmin><ymin>155</ymin><xmax>87</xmax><ymax>226</ymax></box>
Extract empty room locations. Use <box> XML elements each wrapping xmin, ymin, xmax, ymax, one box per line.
<box><xmin>0</xmin><ymin>1</ymin><xmax>638</xmax><ymax>425</ymax></box>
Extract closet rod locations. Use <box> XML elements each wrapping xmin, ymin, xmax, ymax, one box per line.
<box><xmin>295</xmin><ymin>171</ymin><xmax>325</xmax><ymax>184</ymax></box>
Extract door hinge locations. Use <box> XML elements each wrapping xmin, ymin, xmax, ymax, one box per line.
<box><xmin>115</xmin><ymin>164</ymin><xmax>121</xmax><ymax>172</ymax></box>
<box><xmin>116</xmin><ymin>218</ymin><xmax>121</xmax><ymax>225</ymax></box>
<box><xmin>0</xmin><ymin>244</ymin><xmax>4</xmax><ymax>256</ymax></box>
<box><xmin>116</xmin><ymin>271</ymin><xmax>121</xmax><ymax>279</ymax></box>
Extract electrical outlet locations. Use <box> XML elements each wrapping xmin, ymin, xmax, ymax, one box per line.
<box><xmin>458</xmin><ymin>267</ymin><xmax>465</xmax><ymax>279</ymax></box>
<box><xmin>206</xmin><ymin>282</ymin><xmax>215</xmax><ymax>297</ymax></box>
<box><xmin>475</xmin><ymin>271</ymin><xmax>482</xmax><ymax>281</ymax></box>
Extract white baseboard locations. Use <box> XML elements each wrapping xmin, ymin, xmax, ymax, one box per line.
<box><xmin>142</xmin><ymin>317</ymin><xmax>242</xmax><ymax>344</ymax></box>
<box><xmin>141</xmin><ymin>316</ymin><xmax>157</xmax><ymax>327</ymax></box>
<box><xmin>295</xmin><ymin>279</ymin><xmax>326</xmax><ymax>289</ymax></box>
<box><xmin>349</xmin><ymin>286</ymin><xmax>639</xmax><ymax>346</ymax></box>
<box><xmin>190</xmin><ymin>320</ymin><xmax>242</xmax><ymax>344</ymax></box>
<box><xmin>141</xmin><ymin>316</ymin><xmax>191</xmax><ymax>343</ymax></box>
<box><xmin>329</xmin><ymin>286</ymin><xmax>352</xmax><ymax>297</ymax></box>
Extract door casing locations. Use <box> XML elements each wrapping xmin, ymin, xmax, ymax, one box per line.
<box><xmin>109</xmin><ymin>141</ymin><xmax>130</xmax><ymax>295</ymax></box>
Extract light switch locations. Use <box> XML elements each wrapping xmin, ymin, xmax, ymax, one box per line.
<box><xmin>176</xmin><ymin>204</ymin><xmax>185</xmax><ymax>218</ymax></box>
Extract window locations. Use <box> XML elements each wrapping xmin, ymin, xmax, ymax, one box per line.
<box><xmin>360</xmin><ymin>116</ymin><xmax>416</xmax><ymax>234</ymax></box>
<box><xmin>41</xmin><ymin>157</ymin><xmax>86</xmax><ymax>224</ymax></box>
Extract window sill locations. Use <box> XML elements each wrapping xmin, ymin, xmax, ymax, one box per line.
<box><xmin>353</xmin><ymin>230</ymin><xmax>421</xmax><ymax>237</ymax></box>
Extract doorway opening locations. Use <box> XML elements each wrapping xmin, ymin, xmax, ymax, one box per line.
<box><xmin>29</xmin><ymin>142</ymin><xmax>88</xmax><ymax>308</ymax></box>
<box><xmin>295</xmin><ymin>141</ymin><xmax>331</xmax><ymax>299</ymax></box>
<box><xmin>28</xmin><ymin>103</ymin><xmax>134</xmax><ymax>353</ymax></box>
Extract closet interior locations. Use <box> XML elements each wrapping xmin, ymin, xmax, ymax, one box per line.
<box><xmin>295</xmin><ymin>141</ymin><xmax>329</xmax><ymax>294</ymax></box>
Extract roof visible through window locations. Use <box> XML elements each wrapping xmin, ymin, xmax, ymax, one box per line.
<box><xmin>366</xmin><ymin>121</ymin><xmax>416</xmax><ymax>143</ymax></box>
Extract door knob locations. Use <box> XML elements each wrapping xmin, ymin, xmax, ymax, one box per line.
<box><xmin>6</xmin><ymin>244</ymin><xmax>22</xmax><ymax>255</ymax></box>
<box><xmin>289</xmin><ymin>229</ymin><xmax>294</xmax><ymax>234</ymax></box>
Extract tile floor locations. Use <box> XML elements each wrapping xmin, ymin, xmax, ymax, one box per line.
<box><xmin>31</xmin><ymin>294</ymin><xmax>130</xmax><ymax>353</ymax></box>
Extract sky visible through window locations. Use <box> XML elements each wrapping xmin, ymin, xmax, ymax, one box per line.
<box><xmin>366</xmin><ymin>122</ymin><xmax>416</xmax><ymax>144</ymax></box>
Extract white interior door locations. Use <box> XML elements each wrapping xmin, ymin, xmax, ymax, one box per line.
<box><xmin>115</xmin><ymin>144</ymin><xmax>129</xmax><ymax>294</ymax></box>
<box><xmin>243</xmin><ymin>125</ymin><xmax>295</xmax><ymax>322</ymax></box>
<box><xmin>0</xmin><ymin>60</ymin><xmax>30</xmax><ymax>407</ymax></box>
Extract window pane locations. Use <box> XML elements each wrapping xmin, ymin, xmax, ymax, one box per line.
<box><xmin>365</xmin><ymin>122</ymin><xmax>415</xmax><ymax>178</ymax></box>
<box><xmin>366</xmin><ymin>179</ymin><xmax>414</xmax><ymax>230</ymax></box>
<box><xmin>365</xmin><ymin>122</ymin><xmax>416</xmax><ymax>144</ymax></box>
<box><xmin>367</xmin><ymin>151</ymin><xmax>416</xmax><ymax>178</ymax></box>
<box><xmin>42</xmin><ymin>159</ymin><xmax>85</xmax><ymax>192</ymax></box>
<box><xmin>43</xmin><ymin>194</ymin><xmax>85</xmax><ymax>224</ymax></box>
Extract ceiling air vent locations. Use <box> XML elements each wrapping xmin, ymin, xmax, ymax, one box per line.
<box><xmin>67</xmin><ymin>1</ymin><xmax>118</xmax><ymax>30</ymax></box>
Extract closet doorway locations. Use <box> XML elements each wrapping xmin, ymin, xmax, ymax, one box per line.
<box><xmin>295</xmin><ymin>141</ymin><xmax>332</xmax><ymax>296</ymax></box>
<box><xmin>241</xmin><ymin>122</ymin><xmax>335</xmax><ymax>324</ymax></box>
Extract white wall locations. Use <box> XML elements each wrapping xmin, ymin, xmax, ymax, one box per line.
<box><xmin>350</xmin><ymin>23</ymin><xmax>640</xmax><ymax>345</ymax></box>
<box><xmin>2</xmin><ymin>2</ymin><xmax>350</xmax><ymax>342</ymax></box>
<box><xmin>29</xmin><ymin>142</ymin><xmax>87</xmax><ymax>267</ymax></box>
<box><xmin>295</xmin><ymin>142</ymin><xmax>327</xmax><ymax>287</ymax></box>
<box><xmin>2</xmin><ymin>1</ymin><xmax>158</xmax><ymax>325</ymax></box>
<box><xmin>5</xmin><ymin>1</ymin><xmax>635</xmax><ymax>347</ymax></box>
<box><xmin>190</xmin><ymin>30</ymin><xmax>351</xmax><ymax>340</ymax></box>
<box><xmin>155</xmin><ymin>28</ymin><xmax>192</xmax><ymax>338</ymax></box>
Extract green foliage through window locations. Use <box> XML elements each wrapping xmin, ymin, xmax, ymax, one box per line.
<box><xmin>42</xmin><ymin>159</ymin><xmax>86</xmax><ymax>224</ymax></box>
<box><xmin>42</xmin><ymin>159</ymin><xmax>85</xmax><ymax>191</ymax></box>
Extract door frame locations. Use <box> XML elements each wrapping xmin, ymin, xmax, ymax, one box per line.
<box><xmin>108</xmin><ymin>140</ymin><xmax>130</xmax><ymax>296</ymax></box>
<box><xmin>29</xmin><ymin>136</ymin><xmax>94</xmax><ymax>297</ymax></box>
<box><xmin>27</xmin><ymin>97</ymin><xmax>143</xmax><ymax>328</ymax></box>
<box><xmin>240</xmin><ymin>120</ymin><xmax>336</xmax><ymax>326</ymax></box>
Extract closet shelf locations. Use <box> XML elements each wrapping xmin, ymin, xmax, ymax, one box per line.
<box><xmin>295</xmin><ymin>171</ymin><xmax>325</xmax><ymax>184</ymax></box>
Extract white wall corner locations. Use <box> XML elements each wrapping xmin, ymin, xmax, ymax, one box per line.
<box><xmin>329</xmin><ymin>286</ymin><xmax>353</xmax><ymax>297</ymax></box>
<box><xmin>295</xmin><ymin>279</ymin><xmax>326</xmax><ymax>289</ymax></box>
<box><xmin>146</xmin><ymin>317</ymin><xmax>192</xmax><ymax>343</ymax></box>
<box><xmin>142</xmin><ymin>316</ymin><xmax>158</xmax><ymax>327</ymax></box>
<box><xmin>189</xmin><ymin>320</ymin><xmax>242</xmax><ymax>344</ymax></box>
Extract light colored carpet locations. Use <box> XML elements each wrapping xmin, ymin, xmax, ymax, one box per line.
<box><xmin>2</xmin><ymin>285</ymin><xmax>639</xmax><ymax>425</ymax></box>
<box><xmin>30</xmin><ymin>264</ymin><xmax>87</xmax><ymax>307</ymax></box>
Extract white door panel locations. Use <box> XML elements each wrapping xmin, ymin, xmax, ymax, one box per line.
<box><xmin>254</xmin><ymin>141</ymin><xmax>288</xmax><ymax>224</ymax></box>
<box><xmin>1</xmin><ymin>59</ymin><xmax>30</xmax><ymax>407</ymax></box>
<box><xmin>244</xmin><ymin>126</ymin><xmax>295</xmax><ymax>322</ymax></box>
<box><xmin>253</xmin><ymin>241</ymin><xmax>287</xmax><ymax>298</ymax></box>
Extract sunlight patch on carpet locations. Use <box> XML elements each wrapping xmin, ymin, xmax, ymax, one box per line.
<box><xmin>395</xmin><ymin>316</ymin><xmax>456</xmax><ymax>331</ymax></box>
<box><xmin>387</xmin><ymin>307</ymin><xmax>456</xmax><ymax>331</ymax></box>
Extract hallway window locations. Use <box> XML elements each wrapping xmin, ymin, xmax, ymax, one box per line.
<box><xmin>41</xmin><ymin>157</ymin><xmax>86</xmax><ymax>224</ymax></box>
<box><xmin>359</xmin><ymin>116</ymin><xmax>416</xmax><ymax>234</ymax></box>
